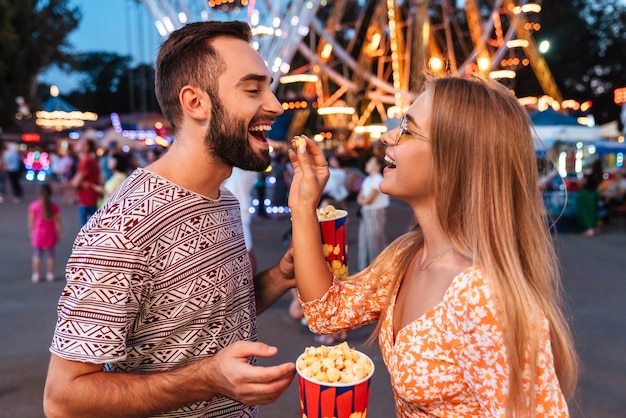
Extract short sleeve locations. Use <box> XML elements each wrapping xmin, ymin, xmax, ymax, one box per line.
<box><xmin>50</xmin><ymin>226</ymin><xmax>151</xmax><ymax>364</ymax></box>
<box><xmin>300</xmin><ymin>242</ymin><xmax>410</xmax><ymax>334</ymax></box>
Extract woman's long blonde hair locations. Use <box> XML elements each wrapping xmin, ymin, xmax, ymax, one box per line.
<box><xmin>362</xmin><ymin>75</ymin><xmax>577</xmax><ymax>415</ymax></box>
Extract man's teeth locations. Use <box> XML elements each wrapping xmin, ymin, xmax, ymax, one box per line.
<box><xmin>249</xmin><ymin>125</ymin><xmax>272</xmax><ymax>132</ymax></box>
<box><xmin>384</xmin><ymin>155</ymin><xmax>396</xmax><ymax>165</ymax></box>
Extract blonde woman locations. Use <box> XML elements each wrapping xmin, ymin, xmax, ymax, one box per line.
<box><xmin>288</xmin><ymin>75</ymin><xmax>577</xmax><ymax>417</ymax></box>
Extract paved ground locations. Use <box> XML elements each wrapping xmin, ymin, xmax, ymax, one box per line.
<box><xmin>0</xmin><ymin>180</ymin><xmax>625</xmax><ymax>417</ymax></box>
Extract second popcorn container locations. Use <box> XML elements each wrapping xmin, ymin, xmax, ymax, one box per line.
<box><xmin>296</xmin><ymin>343</ymin><xmax>375</xmax><ymax>418</ymax></box>
<box><xmin>317</xmin><ymin>206</ymin><xmax>348</xmax><ymax>278</ymax></box>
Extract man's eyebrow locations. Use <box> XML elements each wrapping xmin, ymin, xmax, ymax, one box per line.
<box><xmin>235</xmin><ymin>73</ymin><xmax>272</xmax><ymax>87</ymax></box>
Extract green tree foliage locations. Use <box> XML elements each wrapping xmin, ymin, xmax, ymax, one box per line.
<box><xmin>516</xmin><ymin>0</ymin><xmax>626</xmax><ymax>124</ymax></box>
<box><xmin>0</xmin><ymin>0</ymin><xmax>80</xmax><ymax>128</ymax></box>
<box><xmin>65</xmin><ymin>55</ymin><xmax>159</xmax><ymax>116</ymax></box>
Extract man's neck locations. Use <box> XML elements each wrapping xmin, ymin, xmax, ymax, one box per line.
<box><xmin>146</xmin><ymin>142</ymin><xmax>231</xmax><ymax>200</ymax></box>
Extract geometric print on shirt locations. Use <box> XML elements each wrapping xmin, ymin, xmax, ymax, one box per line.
<box><xmin>50</xmin><ymin>169</ymin><xmax>258</xmax><ymax>418</ymax></box>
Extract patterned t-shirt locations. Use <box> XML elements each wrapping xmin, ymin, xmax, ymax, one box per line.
<box><xmin>50</xmin><ymin>168</ymin><xmax>258</xmax><ymax>418</ymax></box>
<box><xmin>301</xmin><ymin>243</ymin><xmax>569</xmax><ymax>417</ymax></box>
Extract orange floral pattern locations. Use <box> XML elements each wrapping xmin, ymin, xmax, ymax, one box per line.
<box><xmin>300</xmin><ymin>247</ymin><xmax>569</xmax><ymax>417</ymax></box>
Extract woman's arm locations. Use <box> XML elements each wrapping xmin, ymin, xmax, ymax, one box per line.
<box><xmin>288</xmin><ymin>136</ymin><xmax>333</xmax><ymax>302</ymax></box>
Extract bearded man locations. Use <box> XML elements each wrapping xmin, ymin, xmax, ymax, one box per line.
<box><xmin>44</xmin><ymin>21</ymin><xmax>296</xmax><ymax>418</ymax></box>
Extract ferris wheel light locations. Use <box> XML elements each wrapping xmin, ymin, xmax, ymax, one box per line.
<box><xmin>317</xmin><ymin>106</ymin><xmax>355</xmax><ymax>115</ymax></box>
<box><xmin>162</xmin><ymin>16</ymin><xmax>175</xmax><ymax>33</ymax></box>
<box><xmin>428</xmin><ymin>57</ymin><xmax>443</xmax><ymax>72</ymax></box>
<box><xmin>539</xmin><ymin>40</ymin><xmax>550</xmax><ymax>54</ymax></box>
<box><xmin>154</xmin><ymin>20</ymin><xmax>168</xmax><ymax>37</ymax></box>
<box><xmin>354</xmin><ymin>125</ymin><xmax>387</xmax><ymax>135</ymax></box>
<box><xmin>489</xmin><ymin>70</ymin><xmax>516</xmax><ymax>79</ymax></box>
<box><xmin>506</xmin><ymin>39</ymin><xmax>529</xmax><ymax>49</ymax></box>
<box><xmin>280</xmin><ymin>74</ymin><xmax>319</xmax><ymax>84</ymax></box>
<box><xmin>522</xmin><ymin>4</ymin><xmax>542</xmax><ymax>13</ymax></box>
<box><xmin>513</xmin><ymin>4</ymin><xmax>542</xmax><ymax>14</ymax></box>
<box><xmin>178</xmin><ymin>12</ymin><xmax>187</xmax><ymax>24</ymax></box>
<box><xmin>477</xmin><ymin>57</ymin><xmax>490</xmax><ymax>72</ymax></box>
<box><xmin>321</xmin><ymin>44</ymin><xmax>333</xmax><ymax>59</ymax></box>
<box><xmin>518</xmin><ymin>96</ymin><xmax>538</xmax><ymax>106</ymax></box>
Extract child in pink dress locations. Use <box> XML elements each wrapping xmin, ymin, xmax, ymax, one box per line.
<box><xmin>28</xmin><ymin>183</ymin><xmax>62</xmax><ymax>282</ymax></box>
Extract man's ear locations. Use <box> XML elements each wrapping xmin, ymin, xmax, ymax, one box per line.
<box><xmin>179</xmin><ymin>86</ymin><xmax>211</xmax><ymax>121</ymax></box>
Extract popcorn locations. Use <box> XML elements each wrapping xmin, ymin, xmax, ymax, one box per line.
<box><xmin>296</xmin><ymin>342</ymin><xmax>374</xmax><ymax>385</ymax></box>
<box><xmin>316</xmin><ymin>204</ymin><xmax>338</xmax><ymax>220</ymax></box>
<box><xmin>292</xmin><ymin>136</ymin><xmax>306</xmax><ymax>148</ymax></box>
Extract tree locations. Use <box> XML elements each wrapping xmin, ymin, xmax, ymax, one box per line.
<box><xmin>63</xmin><ymin>54</ymin><xmax>159</xmax><ymax>116</ymax></box>
<box><xmin>0</xmin><ymin>0</ymin><xmax>81</xmax><ymax>129</ymax></box>
<box><xmin>516</xmin><ymin>0</ymin><xmax>626</xmax><ymax>124</ymax></box>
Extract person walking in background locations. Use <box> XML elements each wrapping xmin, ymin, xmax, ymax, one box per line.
<box><xmin>91</xmin><ymin>152</ymin><xmax>130</xmax><ymax>205</ymax></box>
<box><xmin>255</xmin><ymin>170</ymin><xmax>269</xmax><ymax>217</ymax></box>
<box><xmin>271</xmin><ymin>151</ymin><xmax>292</xmax><ymax>211</ymax></box>
<box><xmin>3</xmin><ymin>142</ymin><xmax>24</xmax><ymax>203</ymax></box>
<box><xmin>0</xmin><ymin>143</ymin><xmax>6</xmax><ymax>203</ymax></box>
<box><xmin>71</xmin><ymin>137</ymin><xmax>101</xmax><ymax>225</ymax></box>
<box><xmin>28</xmin><ymin>183</ymin><xmax>61</xmax><ymax>283</ymax></box>
<box><xmin>288</xmin><ymin>75</ymin><xmax>577</xmax><ymax>416</ymax></box>
<box><xmin>99</xmin><ymin>141</ymin><xmax>119</xmax><ymax>183</ymax></box>
<box><xmin>577</xmin><ymin>158</ymin><xmax>604</xmax><ymax>236</ymax></box>
<box><xmin>58</xmin><ymin>147</ymin><xmax>77</xmax><ymax>205</ymax></box>
<box><xmin>44</xmin><ymin>21</ymin><xmax>296</xmax><ymax>418</ymax></box>
<box><xmin>223</xmin><ymin>166</ymin><xmax>258</xmax><ymax>273</ymax></box>
<box><xmin>321</xmin><ymin>154</ymin><xmax>348</xmax><ymax>209</ymax></box>
<box><xmin>356</xmin><ymin>155</ymin><xmax>389</xmax><ymax>271</ymax></box>
<box><xmin>102</xmin><ymin>153</ymin><xmax>129</xmax><ymax>200</ymax></box>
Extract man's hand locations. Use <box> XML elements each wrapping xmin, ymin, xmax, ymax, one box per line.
<box><xmin>44</xmin><ymin>341</ymin><xmax>296</xmax><ymax>418</ymax></box>
<box><xmin>203</xmin><ymin>341</ymin><xmax>296</xmax><ymax>405</ymax></box>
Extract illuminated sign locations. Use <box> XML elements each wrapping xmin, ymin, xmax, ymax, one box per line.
<box><xmin>22</xmin><ymin>133</ymin><xmax>40</xmax><ymax>142</ymax></box>
<box><xmin>615</xmin><ymin>87</ymin><xmax>626</xmax><ymax>105</ymax></box>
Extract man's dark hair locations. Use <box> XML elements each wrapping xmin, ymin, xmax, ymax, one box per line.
<box><xmin>155</xmin><ymin>21</ymin><xmax>252</xmax><ymax>129</ymax></box>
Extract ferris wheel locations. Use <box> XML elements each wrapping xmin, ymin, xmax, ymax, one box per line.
<box><xmin>139</xmin><ymin>0</ymin><xmax>558</xmax><ymax>142</ymax></box>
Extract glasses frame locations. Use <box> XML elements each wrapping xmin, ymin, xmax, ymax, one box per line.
<box><xmin>394</xmin><ymin>115</ymin><xmax>430</xmax><ymax>145</ymax></box>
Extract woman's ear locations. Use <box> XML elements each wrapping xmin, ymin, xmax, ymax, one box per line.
<box><xmin>179</xmin><ymin>86</ymin><xmax>212</xmax><ymax>121</ymax></box>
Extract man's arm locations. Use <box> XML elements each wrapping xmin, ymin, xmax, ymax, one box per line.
<box><xmin>44</xmin><ymin>341</ymin><xmax>296</xmax><ymax>418</ymax></box>
<box><xmin>253</xmin><ymin>248</ymin><xmax>295</xmax><ymax>314</ymax></box>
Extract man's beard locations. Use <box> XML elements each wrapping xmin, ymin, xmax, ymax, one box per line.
<box><xmin>204</xmin><ymin>95</ymin><xmax>271</xmax><ymax>172</ymax></box>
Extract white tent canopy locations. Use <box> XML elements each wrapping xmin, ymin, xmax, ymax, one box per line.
<box><xmin>599</xmin><ymin>121</ymin><xmax>623</xmax><ymax>139</ymax></box>
<box><xmin>530</xmin><ymin>109</ymin><xmax>600</xmax><ymax>152</ymax></box>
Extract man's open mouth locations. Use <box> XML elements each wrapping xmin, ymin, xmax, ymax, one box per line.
<box><xmin>249</xmin><ymin>124</ymin><xmax>272</xmax><ymax>142</ymax></box>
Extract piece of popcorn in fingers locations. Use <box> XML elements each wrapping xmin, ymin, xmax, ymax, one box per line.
<box><xmin>292</xmin><ymin>136</ymin><xmax>306</xmax><ymax>148</ymax></box>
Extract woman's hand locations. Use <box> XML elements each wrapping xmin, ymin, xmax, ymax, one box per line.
<box><xmin>288</xmin><ymin>135</ymin><xmax>329</xmax><ymax>211</ymax></box>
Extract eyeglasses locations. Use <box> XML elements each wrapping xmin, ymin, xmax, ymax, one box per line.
<box><xmin>394</xmin><ymin>115</ymin><xmax>430</xmax><ymax>145</ymax></box>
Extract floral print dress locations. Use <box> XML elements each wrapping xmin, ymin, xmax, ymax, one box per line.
<box><xmin>300</xmin><ymin>245</ymin><xmax>569</xmax><ymax>417</ymax></box>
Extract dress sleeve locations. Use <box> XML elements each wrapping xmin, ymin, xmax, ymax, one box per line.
<box><xmin>50</xmin><ymin>225</ymin><xmax>151</xmax><ymax>364</ymax></box>
<box><xmin>300</xmin><ymin>244</ymin><xmax>407</xmax><ymax>334</ymax></box>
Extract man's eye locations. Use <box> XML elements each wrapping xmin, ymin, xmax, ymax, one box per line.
<box><xmin>247</xmin><ymin>89</ymin><xmax>261</xmax><ymax>94</ymax></box>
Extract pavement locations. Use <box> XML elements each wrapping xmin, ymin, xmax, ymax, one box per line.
<box><xmin>1</xmin><ymin>179</ymin><xmax>625</xmax><ymax>417</ymax></box>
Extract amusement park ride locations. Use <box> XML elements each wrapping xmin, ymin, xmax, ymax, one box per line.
<box><xmin>139</xmin><ymin>0</ymin><xmax>560</xmax><ymax>146</ymax></box>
